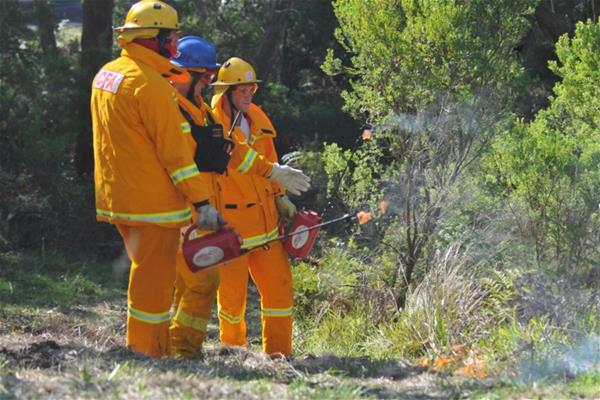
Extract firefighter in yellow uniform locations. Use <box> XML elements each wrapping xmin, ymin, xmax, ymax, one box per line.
<box><xmin>167</xmin><ymin>38</ymin><xmax>311</xmax><ymax>357</ymax></box>
<box><xmin>211</xmin><ymin>58</ymin><xmax>308</xmax><ymax>356</ymax></box>
<box><xmin>91</xmin><ymin>2</ymin><xmax>224</xmax><ymax>358</ymax></box>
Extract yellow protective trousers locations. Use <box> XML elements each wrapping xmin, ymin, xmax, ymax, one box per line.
<box><xmin>170</xmin><ymin>240</ymin><xmax>220</xmax><ymax>357</ymax></box>
<box><xmin>116</xmin><ymin>224</ymin><xmax>179</xmax><ymax>358</ymax></box>
<box><xmin>218</xmin><ymin>240</ymin><xmax>293</xmax><ymax>356</ymax></box>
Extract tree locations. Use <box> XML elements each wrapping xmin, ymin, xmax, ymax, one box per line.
<box><xmin>74</xmin><ymin>0</ymin><xmax>114</xmax><ymax>176</ymax></box>
<box><xmin>252</xmin><ymin>0</ymin><xmax>294</xmax><ymax>82</ymax></box>
<box><xmin>0</xmin><ymin>0</ymin><xmax>37</xmax><ymax>171</ymax></box>
<box><xmin>516</xmin><ymin>0</ymin><xmax>600</xmax><ymax>115</ymax></box>
<box><xmin>176</xmin><ymin>0</ymin><xmax>359</xmax><ymax>152</ymax></box>
<box><xmin>488</xmin><ymin>18</ymin><xmax>600</xmax><ymax>274</ymax></box>
<box><xmin>33</xmin><ymin>0</ymin><xmax>57</xmax><ymax>56</ymax></box>
<box><xmin>323</xmin><ymin>0</ymin><xmax>537</xmax><ymax>306</ymax></box>
<box><xmin>0</xmin><ymin>0</ymin><xmax>96</xmax><ymax>251</ymax></box>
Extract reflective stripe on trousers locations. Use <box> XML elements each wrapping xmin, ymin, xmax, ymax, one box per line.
<box><xmin>128</xmin><ymin>305</ymin><xmax>171</xmax><ymax>324</ymax></box>
<box><xmin>173</xmin><ymin>307</ymin><xmax>209</xmax><ymax>332</ymax></box>
<box><xmin>218</xmin><ymin>307</ymin><xmax>244</xmax><ymax>324</ymax></box>
<box><xmin>262</xmin><ymin>306</ymin><xmax>293</xmax><ymax>318</ymax></box>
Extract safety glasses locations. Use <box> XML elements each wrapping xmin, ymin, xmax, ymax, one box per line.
<box><xmin>233</xmin><ymin>83</ymin><xmax>258</xmax><ymax>95</ymax></box>
<box><xmin>189</xmin><ymin>69</ymin><xmax>217</xmax><ymax>84</ymax></box>
<box><xmin>200</xmin><ymin>70</ymin><xmax>217</xmax><ymax>84</ymax></box>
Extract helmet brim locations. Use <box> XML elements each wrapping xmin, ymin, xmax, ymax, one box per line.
<box><xmin>210</xmin><ymin>79</ymin><xmax>262</xmax><ymax>86</ymax></box>
<box><xmin>114</xmin><ymin>25</ymin><xmax>179</xmax><ymax>32</ymax></box>
<box><xmin>171</xmin><ymin>60</ymin><xmax>222</xmax><ymax>70</ymax></box>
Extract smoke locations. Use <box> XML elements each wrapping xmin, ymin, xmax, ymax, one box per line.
<box><xmin>368</xmin><ymin>90</ymin><xmax>506</xmax><ymax>212</ymax></box>
<box><xmin>373</xmin><ymin>89</ymin><xmax>501</xmax><ymax>141</ymax></box>
<box><xmin>361</xmin><ymin>89</ymin><xmax>600</xmax><ymax>383</ymax></box>
<box><xmin>516</xmin><ymin>335</ymin><xmax>600</xmax><ymax>382</ymax></box>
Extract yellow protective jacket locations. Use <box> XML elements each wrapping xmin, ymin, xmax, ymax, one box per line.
<box><xmin>91</xmin><ymin>43</ymin><xmax>211</xmax><ymax>227</ymax></box>
<box><xmin>212</xmin><ymin>100</ymin><xmax>285</xmax><ymax>248</ymax></box>
<box><xmin>174</xmin><ymin>93</ymin><xmax>275</xmax><ymax>208</ymax></box>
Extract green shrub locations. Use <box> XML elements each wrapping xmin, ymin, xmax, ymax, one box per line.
<box><xmin>485</xmin><ymin>19</ymin><xmax>600</xmax><ymax>275</ymax></box>
<box><xmin>374</xmin><ymin>243</ymin><xmax>519</xmax><ymax>358</ymax></box>
<box><xmin>293</xmin><ymin>237</ymin><xmax>521</xmax><ymax>359</ymax></box>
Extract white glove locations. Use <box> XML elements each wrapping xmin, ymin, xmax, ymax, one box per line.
<box><xmin>195</xmin><ymin>204</ymin><xmax>226</xmax><ymax>231</ymax></box>
<box><xmin>275</xmin><ymin>195</ymin><xmax>297</xmax><ymax>223</ymax></box>
<box><xmin>269</xmin><ymin>163</ymin><xmax>311</xmax><ymax>196</ymax></box>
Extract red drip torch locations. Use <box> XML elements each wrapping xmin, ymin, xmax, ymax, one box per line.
<box><xmin>182</xmin><ymin>210</ymin><xmax>363</xmax><ymax>272</ymax></box>
<box><xmin>282</xmin><ymin>211</ymin><xmax>355</xmax><ymax>258</ymax></box>
<box><xmin>182</xmin><ymin>226</ymin><xmax>243</xmax><ymax>273</ymax></box>
<box><xmin>183</xmin><ymin>125</ymin><xmax>379</xmax><ymax>273</ymax></box>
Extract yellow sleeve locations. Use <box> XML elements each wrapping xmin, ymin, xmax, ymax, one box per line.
<box><xmin>228</xmin><ymin>127</ymin><xmax>274</xmax><ymax>177</ymax></box>
<box><xmin>137</xmin><ymin>80</ymin><xmax>212</xmax><ymax>204</ymax></box>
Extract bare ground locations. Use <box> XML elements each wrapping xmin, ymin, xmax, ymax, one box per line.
<box><xmin>0</xmin><ymin>300</ymin><xmax>477</xmax><ymax>399</ymax></box>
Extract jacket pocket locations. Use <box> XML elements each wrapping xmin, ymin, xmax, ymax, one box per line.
<box><xmin>261</xmin><ymin>183</ymin><xmax>280</xmax><ymax>228</ymax></box>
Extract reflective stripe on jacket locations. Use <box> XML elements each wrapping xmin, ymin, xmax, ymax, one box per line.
<box><xmin>176</xmin><ymin>93</ymin><xmax>275</xmax><ymax>211</ymax></box>
<box><xmin>175</xmin><ymin>93</ymin><xmax>216</xmax><ymax>207</ymax></box>
<box><xmin>211</xmin><ymin>99</ymin><xmax>284</xmax><ymax>242</ymax></box>
<box><xmin>91</xmin><ymin>43</ymin><xmax>211</xmax><ymax>227</ymax></box>
<box><xmin>179</xmin><ymin>94</ymin><xmax>273</xmax><ymax>178</ymax></box>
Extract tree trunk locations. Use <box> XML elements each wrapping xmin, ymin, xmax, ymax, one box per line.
<box><xmin>252</xmin><ymin>0</ymin><xmax>294</xmax><ymax>83</ymax></box>
<box><xmin>535</xmin><ymin>1</ymin><xmax>572</xmax><ymax>39</ymax></box>
<box><xmin>74</xmin><ymin>0</ymin><xmax>114</xmax><ymax>177</ymax></box>
<box><xmin>33</xmin><ymin>0</ymin><xmax>56</xmax><ymax>56</ymax></box>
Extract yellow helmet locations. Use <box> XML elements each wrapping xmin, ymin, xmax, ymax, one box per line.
<box><xmin>211</xmin><ymin>57</ymin><xmax>261</xmax><ymax>107</ymax></box>
<box><xmin>115</xmin><ymin>1</ymin><xmax>179</xmax><ymax>43</ymax></box>
<box><xmin>212</xmin><ymin>57</ymin><xmax>261</xmax><ymax>86</ymax></box>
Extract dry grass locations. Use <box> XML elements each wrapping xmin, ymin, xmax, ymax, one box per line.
<box><xmin>375</xmin><ymin>242</ymin><xmax>516</xmax><ymax>358</ymax></box>
<box><xmin>0</xmin><ymin>289</ymin><xmax>459</xmax><ymax>399</ymax></box>
<box><xmin>1</xmin><ymin>251</ymin><xmax>596</xmax><ymax>399</ymax></box>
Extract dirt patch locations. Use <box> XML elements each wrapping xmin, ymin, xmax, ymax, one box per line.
<box><xmin>0</xmin><ymin>340</ymin><xmax>72</xmax><ymax>369</ymax></box>
<box><xmin>0</xmin><ymin>300</ymin><xmax>470</xmax><ymax>399</ymax></box>
<box><xmin>0</xmin><ymin>337</ymin><xmax>474</xmax><ymax>399</ymax></box>
<box><xmin>291</xmin><ymin>353</ymin><xmax>427</xmax><ymax>380</ymax></box>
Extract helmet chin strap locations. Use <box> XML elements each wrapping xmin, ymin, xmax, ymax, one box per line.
<box><xmin>226</xmin><ymin>88</ymin><xmax>240</xmax><ymax>124</ymax></box>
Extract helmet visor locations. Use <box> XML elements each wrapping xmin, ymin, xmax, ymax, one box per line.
<box><xmin>232</xmin><ymin>83</ymin><xmax>258</xmax><ymax>95</ymax></box>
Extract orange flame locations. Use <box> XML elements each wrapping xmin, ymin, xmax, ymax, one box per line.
<box><xmin>432</xmin><ymin>355</ymin><xmax>453</xmax><ymax>371</ymax></box>
<box><xmin>356</xmin><ymin>211</ymin><xmax>373</xmax><ymax>225</ymax></box>
<box><xmin>420</xmin><ymin>345</ymin><xmax>489</xmax><ymax>379</ymax></box>
<box><xmin>362</xmin><ymin>128</ymin><xmax>373</xmax><ymax>141</ymax></box>
<box><xmin>455</xmin><ymin>357</ymin><xmax>488</xmax><ymax>379</ymax></box>
<box><xmin>378</xmin><ymin>200</ymin><xmax>390</xmax><ymax>215</ymax></box>
<box><xmin>418</xmin><ymin>357</ymin><xmax>430</xmax><ymax>368</ymax></box>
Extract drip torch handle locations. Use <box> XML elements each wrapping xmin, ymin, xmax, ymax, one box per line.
<box><xmin>278</xmin><ymin>213</ymin><xmax>356</xmax><ymax>240</ymax></box>
<box><xmin>242</xmin><ymin>212</ymin><xmax>357</xmax><ymax>253</ymax></box>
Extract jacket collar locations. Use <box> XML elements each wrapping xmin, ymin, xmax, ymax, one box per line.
<box><xmin>121</xmin><ymin>42</ymin><xmax>190</xmax><ymax>83</ymax></box>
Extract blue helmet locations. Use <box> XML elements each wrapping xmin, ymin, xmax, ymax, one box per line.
<box><xmin>171</xmin><ymin>36</ymin><xmax>221</xmax><ymax>69</ymax></box>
